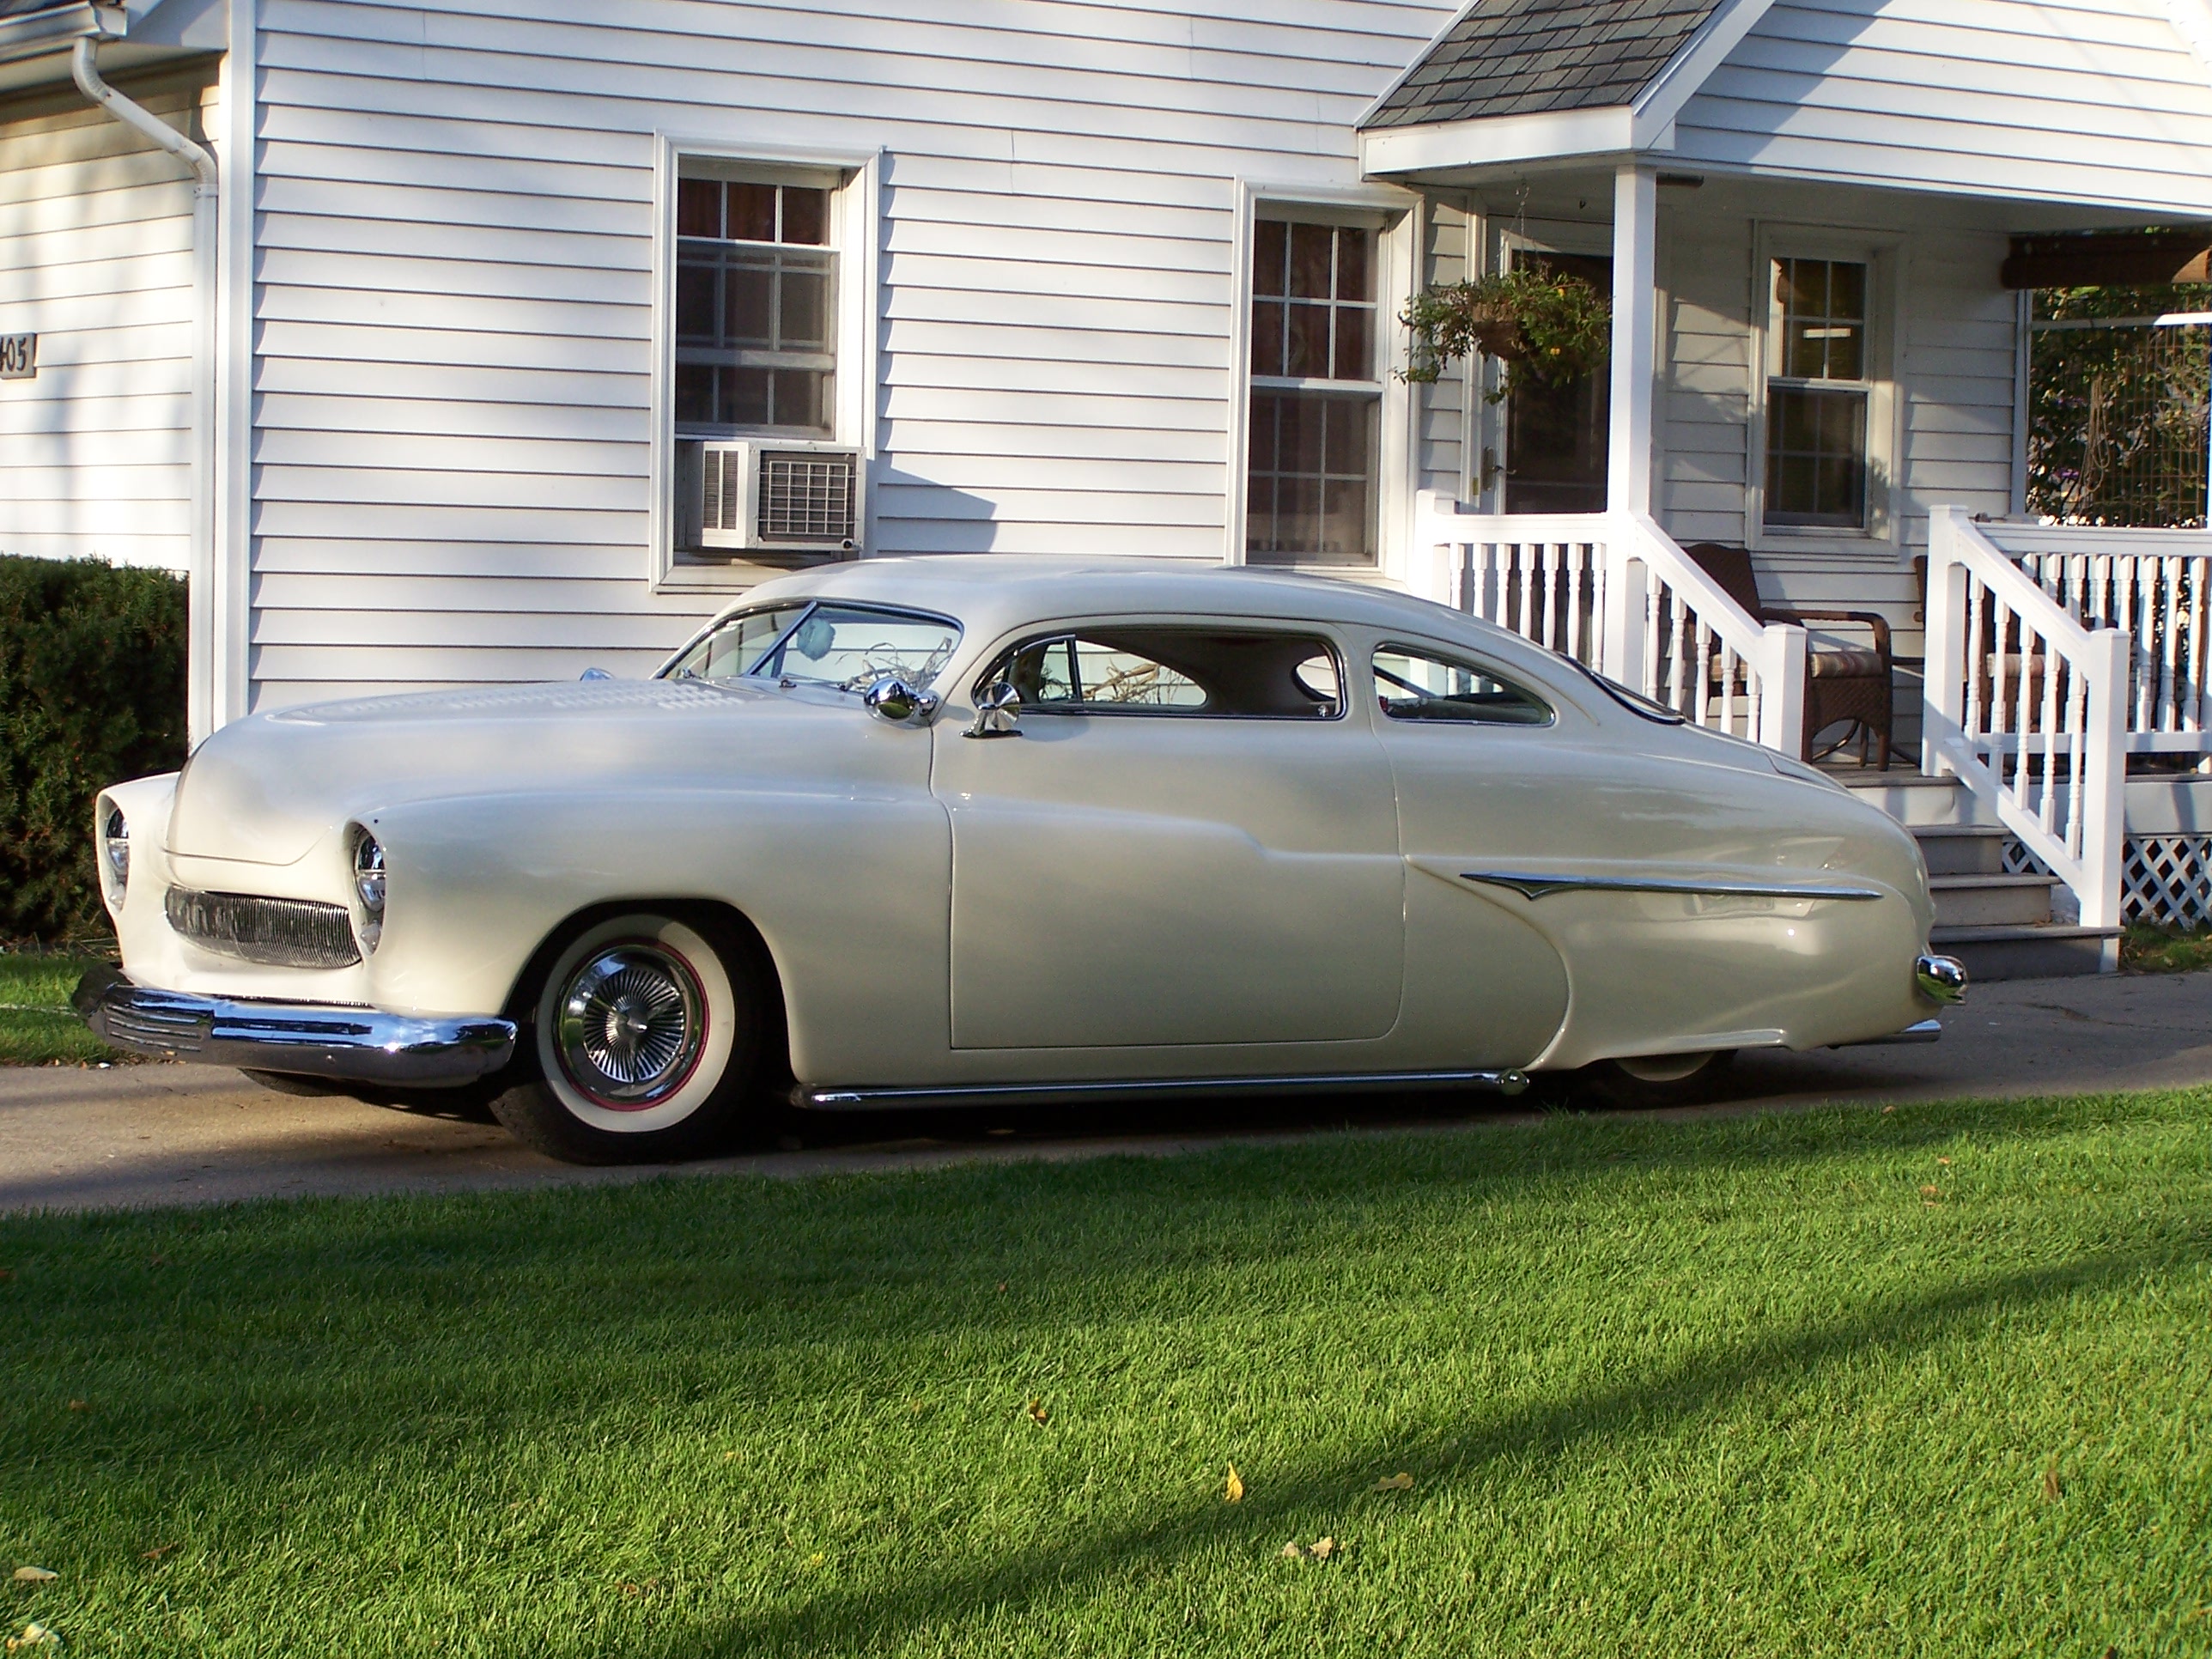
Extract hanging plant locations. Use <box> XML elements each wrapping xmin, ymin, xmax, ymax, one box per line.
<box><xmin>1400</xmin><ymin>267</ymin><xmax>1612</xmax><ymax>399</ymax></box>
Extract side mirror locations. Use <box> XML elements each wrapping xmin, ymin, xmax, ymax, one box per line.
<box><xmin>967</xmin><ymin>680</ymin><xmax>1023</xmax><ymax>739</ymax></box>
<box><xmin>864</xmin><ymin>677</ymin><xmax>940</xmax><ymax>726</ymax></box>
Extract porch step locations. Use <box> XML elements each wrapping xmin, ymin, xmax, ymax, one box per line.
<box><xmin>1832</xmin><ymin>769</ymin><xmax>2114</xmax><ymax>979</ymax></box>
<box><xmin>1911</xmin><ymin>823</ymin><xmax>2010</xmax><ymax>876</ymax></box>
<box><xmin>1926</xmin><ymin>923</ymin><xmax>2123</xmax><ymax>982</ymax></box>
<box><xmin>1929</xmin><ymin>872</ymin><xmax>2059</xmax><ymax>928</ymax></box>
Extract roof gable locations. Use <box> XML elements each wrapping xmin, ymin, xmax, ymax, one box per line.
<box><xmin>1363</xmin><ymin>0</ymin><xmax>1731</xmax><ymax>129</ymax></box>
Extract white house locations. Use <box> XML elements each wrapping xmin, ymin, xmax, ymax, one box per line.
<box><xmin>9</xmin><ymin>0</ymin><xmax>2212</xmax><ymax>969</ymax></box>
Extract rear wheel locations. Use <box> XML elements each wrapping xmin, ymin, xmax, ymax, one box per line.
<box><xmin>1577</xmin><ymin>1048</ymin><xmax>1735</xmax><ymax>1109</ymax></box>
<box><xmin>489</xmin><ymin>910</ymin><xmax>763</xmax><ymax>1164</ymax></box>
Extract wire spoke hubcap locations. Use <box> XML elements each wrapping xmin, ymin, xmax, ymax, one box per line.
<box><xmin>555</xmin><ymin>943</ymin><xmax>707</xmax><ymax>1108</ymax></box>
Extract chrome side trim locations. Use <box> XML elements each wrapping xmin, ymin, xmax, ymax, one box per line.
<box><xmin>1461</xmin><ymin>870</ymin><xmax>1886</xmax><ymax>902</ymax></box>
<box><xmin>797</xmin><ymin>1067</ymin><xmax>1533</xmax><ymax>1112</ymax></box>
<box><xmin>1832</xmin><ymin>1018</ymin><xmax>1943</xmax><ymax>1048</ymax></box>
<box><xmin>74</xmin><ymin>969</ymin><xmax>514</xmax><ymax>1088</ymax></box>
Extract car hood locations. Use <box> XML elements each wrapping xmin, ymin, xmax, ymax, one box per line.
<box><xmin>167</xmin><ymin>678</ymin><xmax>853</xmax><ymax>865</ymax></box>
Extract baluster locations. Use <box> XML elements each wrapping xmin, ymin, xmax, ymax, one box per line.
<box><xmin>1965</xmin><ymin>578</ymin><xmax>1987</xmax><ymax>744</ymax></box>
<box><xmin>1692</xmin><ymin>620</ymin><xmax>1713</xmax><ymax>726</ymax></box>
<box><xmin>2065</xmin><ymin>649</ymin><xmax>2088</xmax><ymax>860</ymax></box>
<box><xmin>2161</xmin><ymin>554</ymin><xmax>2183</xmax><ymax>732</ymax></box>
<box><xmin>1642</xmin><ymin>579</ymin><xmax>1662</xmax><ymax>699</ymax></box>
<box><xmin>2127</xmin><ymin>555</ymin><xmax>2153</xmax><ymax>729</ymax></box>
<box><xmin>1513</xmin><ymin>545</ymin><xmax>1534</xmax><ymax>643</ymax></box>
<box><xmin>2039</xmin><ymin>626</ymin><xmax>2061</xmax><ymax>836</ymax></box>
<box><xmin>1718</xmin><ymin>642</ymin><xmax>1736</xmax><ymax>737</ymax></box>
<box><xmin>1565</xmin><ymin>545</ymin><xmax>1586</xmax><ymax>661</ymax></box>
<box><xmin>1992</xmin><ymin>598</ymin><xmax>2014</xmax><ymax>784</ymax></box>
<box><xmin>1668</xmin><ymin>589</ymin><xmax>1689</xmax><ymax>713</ymax></box>
<box><xmin>2189</xmin><ymin>554</ymin><xmax>2209</xmax><ymax>732</ymax></box>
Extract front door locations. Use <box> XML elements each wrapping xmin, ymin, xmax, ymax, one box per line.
<box><xmin>931</xmin><ymin>623</ymin><xmax>1405</xmax><ymax>1051</ymax></box>
<box><xmin>1503</xmin><ymin>252</ymin><xmax>1611</xmax><ymax>514</ymax></box>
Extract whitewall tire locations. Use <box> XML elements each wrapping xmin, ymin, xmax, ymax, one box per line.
<box><xmin>490</xmin><ymin>910</ymin><xmax>763</xmax><ymax>1164</ymax></box>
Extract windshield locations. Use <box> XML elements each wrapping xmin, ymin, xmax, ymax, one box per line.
<box><xmin>661</xmin><ymin>601</ymin><xmax>963</xmax><ymax>694</ymax></box>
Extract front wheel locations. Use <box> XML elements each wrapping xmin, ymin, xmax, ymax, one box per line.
<box><xmin>489</xmin><ymin>911</ymin><xmax>763</xmax><ymax>1164</ymax></box>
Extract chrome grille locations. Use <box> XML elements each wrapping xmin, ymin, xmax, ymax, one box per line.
<box><xmin>166</xmin><ymin>887</ymin><xmax>362</xmax><ymax>969</ymax></box>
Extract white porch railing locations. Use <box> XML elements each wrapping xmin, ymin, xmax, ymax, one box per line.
<box><xmin>1923</xmin><ymin>507</ymin><xmax>2130</xmax><ymax>931</ymax></box>
<box><xmin>1980</xmin><ymin>521</ymin><xmax>2212</xmax><ymax>753</ymax></box>
<box><xmin>1410</xmin><ymin>493</ymin><xmax>1807</xmax><ymax>753</ymax></box>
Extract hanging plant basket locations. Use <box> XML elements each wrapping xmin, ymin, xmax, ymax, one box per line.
<box><xmin>1401</xmin><ymin>267</ymin><xmax>1612</xmax><ymax>399</ymax></box>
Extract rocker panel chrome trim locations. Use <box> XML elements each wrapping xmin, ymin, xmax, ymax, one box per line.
<box><xmin>798</xmin><ymin>1068</ymin><xmax>1532</xmax><ymax>1111</ymax></box>
<box><xmin>73</xmin><ymin>969</ymin><xmax>514</xmax><ymax>1087</ymax></box>
<box><xmin>1460</xmin><ymin>870</ymin><xmax>1887</xmax><ymax>902</ymax></box>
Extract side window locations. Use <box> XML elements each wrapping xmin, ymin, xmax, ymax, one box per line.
<box><xmin>991</xmin><ymin>627</ymin><xmax>1344</xmax><ymax>719</ymax></box>
<box><xmin>1373</xmin><ymin>644</ymin><xmax>1552</xmax><ymax>726</ymax></box>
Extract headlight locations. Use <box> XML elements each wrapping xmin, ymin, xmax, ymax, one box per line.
<box><xmin>102</xmin><ymin>805</ymin><xmax>130</xmax><ymax>889</ymax></box>
<box><xmin>353</xmin><ymin>831</ymin><xmax>386</xmax><ymax>952</ymax></box>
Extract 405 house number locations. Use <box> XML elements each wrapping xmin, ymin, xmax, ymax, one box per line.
<box><xmin>0</xmin><ymin>334</ymin><xmax>34</xmax><ymax>380</ymax></box>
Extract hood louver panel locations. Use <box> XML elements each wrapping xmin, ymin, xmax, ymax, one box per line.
<box><xmin>166</xmin><ymin>887</ymin><xmax>362</xmax><ymax>969</ymax></box>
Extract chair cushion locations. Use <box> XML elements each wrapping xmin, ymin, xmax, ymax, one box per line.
<box><xmin>1807</xmin><ymin>646</ymin><xmax>1886</xmax><ymax>679</ymax></box>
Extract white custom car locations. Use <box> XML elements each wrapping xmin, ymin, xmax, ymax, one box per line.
<box><xmin>79</xmin><ymin>557</ymin><xmax>1964</xmax><ymax>1164</ymax></box>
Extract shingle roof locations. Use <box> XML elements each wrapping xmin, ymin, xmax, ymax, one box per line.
<box><xmin>1361</xmin><ymin>0</ymin><xmax>1729</xmax><ymax>130</ymax></box>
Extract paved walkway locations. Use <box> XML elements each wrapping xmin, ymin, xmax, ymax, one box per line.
<box><xmin>3</xmin><ymin>970</ymin><xmax>2208</xmax><ymax>1214</ymax></box>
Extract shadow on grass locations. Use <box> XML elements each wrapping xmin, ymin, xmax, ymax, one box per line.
<box><xmin>608</xmin><ymin>1239</ymin><xmax>2196</xmax><ymax>1658</ymax></box>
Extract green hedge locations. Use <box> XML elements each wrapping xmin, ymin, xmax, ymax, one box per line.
<box><xmin>0</xmin><ymin>555</ymin><xmax>187</xmax><ymax>943</ymax></box>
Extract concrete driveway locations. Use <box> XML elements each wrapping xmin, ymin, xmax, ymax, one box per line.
<box><xmin>3</xmin><ymin>969</ymin><xmax>2209</xmax><ymax>1214</ymax></box>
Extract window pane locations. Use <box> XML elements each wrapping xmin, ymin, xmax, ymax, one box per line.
<box><xmin>1333</xmin><ymin>306</ymin><xmax>1370</xmax><ymax>381</ymax></box>
<box><xmin>722</xmin><ymin>365</ymin><xmax>772</xmax><ymax>426</ymax></box>
<box><xmin>1251</xmin><ymin>300</ymin><xmax>1286</xmax><ymax>378</ymax></box>
<box><xmin>771</xmin><ymin>368</ymin><xmax>830</xmax><ymax>432</ymax></box>
<box><xmin>781</xmin><ymin>186</ymin><xmax>829</xmax><ymax>246</ymax></box>
<box><xmin>1765</xmin><ymin>386</ymin><xmax>1868</xmax><ymax>527</ymax></box>
<box><xmin>1281</xmin><ymin>393</ymin><xmax>1325</xmax><ymax>472</ymax></box>
<box><xmin>1001</xmin><ymin>627</ymin><xmax>1341</xmax><ymax>718</ymax></box>
<box><xmin>1289</xmin><ymin>222</ymin><xmax>1334</xmax><ymax>299</ymax></box>
<box><xmin>1285</xmin><ymin>303</ymin><xmax>1330</xmax><ymax>378</ymax></box>
<box><xmin>1829</xmin><ymin>261</ymin><xmax>1866</xmax><ymax>321</ymax></box>
<box><xmin>725</xmin><ymin>257</ymin><xmax>775</xmax><ymax>345</ymax></box>
<box><xmin>665</xmin><ymin>605</ymin><xmax>809</xmax><ymax>679</ymax></box>
<box><xmin>752</xmin><ymin>603</ymin><xmax>963</xmax><ymax>691</ymax></box>
<box><xmin>1373</xmin><ymin>644</ymin><xmax>1553</xmax><ymax>726</ymax></box>
<box><xmin>1322</xmin><ymin>396</ymin><xmax>1370</xmax><ymax>475</ymax></box>
<box><xmin>677</xmin><ymin>178</ymin><xmax>720</xmax><ymax>238</ymax></box>
<box><xmin>674</xmin><ymin>363</ymin><xmax>715</xmax><ymax>423</ymax></box>
<box><xmin>779</xmin><ymin>262</ymin><xmax>831</xmax><ymax>349</ymax></box>
<box><xmin>1320</xmin><ymin>479</ymin><xmax>1368</xmax><ymax>562</ymax></box>
<box><xmin>1336</xmin><ymin>228</ymin><xmax>1371</xmax><ymax>302</ymax></box>
<box><xmin>728</xmin><ymin>182</ymin><xmax>777</xmax><ymax>242</ymax></box>
<box><xmin>675</xmin><ymin>259</ymin><xmax>719</xmax><ymax>340</ymax></box>
<box><xmin>1254</xmin><ymin>219</ymin><xmax>1288</xmax><ymax>297</ymax></box>
<box><xmin>1246</xmin><ymin>390</ymin><xmax>1376</xmax><ymax>566</ymax></box>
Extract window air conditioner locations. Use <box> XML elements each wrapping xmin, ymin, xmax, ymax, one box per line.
<box><xmin>696</xmin><ymin>440</ymin><xmax>860</xmax><ymax>555</ymax></box>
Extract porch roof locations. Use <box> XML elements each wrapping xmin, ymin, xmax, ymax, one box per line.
<box><xmin>1362</xmin><ymin>0</ymin><xmax>1729</xmax><ymax>131</ymax></box>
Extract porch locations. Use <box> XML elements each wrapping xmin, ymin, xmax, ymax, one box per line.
<box><xmin>1409</xmin><ymin>494</ymin><xmax>2212</xmax><ymax>974</ymax></box>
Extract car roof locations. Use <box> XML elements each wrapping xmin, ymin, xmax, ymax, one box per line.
<box><xmin>728</xmin><ymin>554</ymin><xmax>1482</xmax><ymax>641</ymax></box>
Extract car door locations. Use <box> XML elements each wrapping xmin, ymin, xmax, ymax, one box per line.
<box><xmin>930</xmin><ymin>621</ymin><xmax>1404</xmax><ymax>1050</ymax></box>
<box><xmin>1364</xmin><ymin>636</ymin><xmax>1575</xmax><ymax>1067</ymax></box>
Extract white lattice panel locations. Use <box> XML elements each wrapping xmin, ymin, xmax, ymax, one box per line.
<box><xmin>2123</xmin><ymin>836</ymin><xmax>2212</xmax><ymax>928</ymax></box>
<box><xmin>2002</xmin><ymin>834</ymin><xmax>2212</xmax><ymax>926</ymax></box>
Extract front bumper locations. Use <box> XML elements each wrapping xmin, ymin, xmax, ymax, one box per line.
<box><xmin>73</xmin><ymin>969</ymin><xmax>516</xmax><ymax>1088</ymax></box>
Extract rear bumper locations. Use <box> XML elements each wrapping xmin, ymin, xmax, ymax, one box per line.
<box><xmin>73</xmin><ymin>969</ymin><xmax>516</xmax><ymax>1088</ymax></box>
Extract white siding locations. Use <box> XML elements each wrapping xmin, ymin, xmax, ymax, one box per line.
<box><xmin>1673</xmin><ymin>0</ymin><xmax>2212</xmax><ymax>215</ymax></box>
<box><xmin>1416</xmin><ymin>198</ymin><xmax>1473</xmax><ymax>497</ymax></box>
<box><xmin>248</xmin><ymin>0</ymin><xmax>1455</xmax><ymax>707</ymax></box>
<box><xmin>0</xmin><ymin>71</ymin><xmax>211</xmax><ymax>572</ymax></box>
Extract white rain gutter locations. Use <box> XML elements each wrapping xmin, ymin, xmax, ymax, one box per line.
<box><xmin>72</xmin><ymin>33</ymin><xmax>219</xmax><ymax>743</ymax></box>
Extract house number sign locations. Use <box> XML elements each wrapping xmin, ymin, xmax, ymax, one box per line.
<box><xmin>0</xmin><ymin>334</ymin><xmax>33</xmax><ymax>380</ymax></box>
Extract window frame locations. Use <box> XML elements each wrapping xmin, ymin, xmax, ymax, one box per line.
<box><xmin>974</xmin><ymin>623</ymin><xmax>1351</xmax><ymax>723</ymax></box>
<box><xmin>1747</xmin><ymin>226</ymin><xmax>1899</xmax><ymax>549</ymax></box>
<box><xmin>650</xmin><ymin>136</ymin><xmax>881</xmax><ymax>594</ymax></box>
<box><xmin>1228</xmin><ymin>182</ymin><xmax>1420</xmax><ymax>580</ymax></box>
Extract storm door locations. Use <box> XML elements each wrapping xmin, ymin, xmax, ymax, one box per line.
<box><xmin>1501</xmin><ymin>252</ymin><xmax>1611</xmax><ymax>514</ymax></box>
<box><xmin>931</xmin><ymin>624</ymin><xmax>1405</xmax><ymax>1051</ymax></box>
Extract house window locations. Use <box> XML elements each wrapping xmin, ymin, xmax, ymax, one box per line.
<box><xmin>671</xmin><ymin>166</ymin><xmax>846</xmax><ymax>556</ymax></box>
<box><xmin>1247</xmin><ymin>218</ymin><xmax>1380</xmax><ymax>566</ymax></box>
<box><xmin>1764</xmin><ymin>258</ymin><xmax>1869</xmax><ymax>529</ymax></box>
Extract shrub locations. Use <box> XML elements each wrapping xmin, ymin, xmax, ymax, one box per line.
<box><xmin>0</xmin><ymin>555</ymin><xmax>187</xmax><ymax>943</ymax></box>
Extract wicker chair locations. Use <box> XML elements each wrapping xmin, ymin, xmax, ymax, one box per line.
<box><xmin>1681</xmin><ymin>544</ymin><xmax>1897</xmax><ymax>768</ymax></box>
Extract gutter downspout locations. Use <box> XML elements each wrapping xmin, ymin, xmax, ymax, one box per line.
<box><xmin>72</xmin><ymin>35</ymin><xmax>220</xmax><ymax>744</ymax></box>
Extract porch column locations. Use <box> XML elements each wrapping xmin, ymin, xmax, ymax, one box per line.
<box><xmin>1607</xmin><ymin>165</ymin><xmax>1656</xmax><ymax>517</ymax></box>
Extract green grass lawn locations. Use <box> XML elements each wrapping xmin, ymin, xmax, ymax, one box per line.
<box><xmin>2124</xmin><ymin>923</ymin><xmax>2212</xmax><ymax>975</ymax></box>
<box><xmin>0</xmin><ymin>954</ymin><xmax>115</xmax><ymax>1066</ymax></box>
<box><xmin>3</xmin><ymin>1091</ymin><xmax>2208</xmax><ymax>1657</ymax></box>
